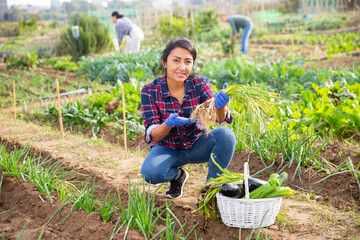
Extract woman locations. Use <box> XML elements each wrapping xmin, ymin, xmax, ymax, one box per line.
<box><xmin>140</xmin><ymin>38</ymin><xmax>236</xmax><ymax>199</ymax></box>
<box><xmin>111</xmin><ymin>11</ymin><xmax>144</xmax><ymax>54</ymax></box>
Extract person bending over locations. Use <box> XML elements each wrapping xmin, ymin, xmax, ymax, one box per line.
<box><xmin>220</xmin><ymin>14</ymin><xmax>253</xmax><ymax>55</ymax></box>
<box><xmin>111</xmin><ymin>11</ymin><xmax>144</xmax><ymax>54</ymax></box>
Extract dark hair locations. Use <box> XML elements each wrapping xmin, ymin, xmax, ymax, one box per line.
<box><xmin>161</xmin><ymin>38</ymin><xmax>197</xmax><ymax>63</ymax></box>
<box><xmin>111</xmin><ymin>11</ymin><xmax>124</xmax><ymax>19</ymax></box>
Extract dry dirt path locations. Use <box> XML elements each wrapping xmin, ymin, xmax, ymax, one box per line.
<box><xmin>0</xmin><ymin>113</ymin><xmax>359</xmax><ymax>239</ymax></box>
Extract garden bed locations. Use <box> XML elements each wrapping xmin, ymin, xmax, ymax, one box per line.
<box><xmin>0</xmin><ymin>114</ymin><xmax>359</xmax><ymax>239</ymax></box>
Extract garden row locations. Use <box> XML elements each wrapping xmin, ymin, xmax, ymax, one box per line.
<box><xmin>5</xmin><ymin>51</ymin><xmax>359</xmax><ymax>143</ymax></box>
<box><xmin>254</xmin><ymin>32</ymin><xmax>360</xmax><ymax>55</ymax></box>
<box><xmin>0</xmin><ymin>142</ymin><xmax>203</xmax><ymax>239</ymax></box>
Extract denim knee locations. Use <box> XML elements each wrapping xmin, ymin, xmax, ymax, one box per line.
<box><xmin>213</xmin><ymin>127</ymin><xmax>236</xmax><ymax>146</ymax></box>
<box><xmin>141</xmin><ymin>166</ymin><xmax>159</xmax><ymax>184</ymax></box>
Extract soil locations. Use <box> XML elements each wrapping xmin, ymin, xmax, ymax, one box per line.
<box><xmin>0</xmin><ymin>112</ymin><xmax>359</xmax><ymax>239</ymax></box>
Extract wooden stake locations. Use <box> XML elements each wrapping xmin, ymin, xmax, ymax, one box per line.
<box><xmin>56</xmin><ymin>78</ymin><xmax>64</xmax><ymax>138</ymax></box>
<box><xmin>121</xmin><ymin>84</ymin><xmax>128</xmax><ymax>159</ymax></box>
<box><xmin>13</xmin><ymin>80</ymin><xmax>16</xmax><ymax>122</ymax></box>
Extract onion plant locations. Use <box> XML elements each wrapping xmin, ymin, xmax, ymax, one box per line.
<box><xmin>25</xmin><ymin>153</ymin><xmax>77</xmax><ymax>204</ymax></box>
<box><xmin>56</xmin><ymin>182</ymin><xmax>76</xmax><ymax>202</ymax></box>
<box><xmin>0</xmin><ymin>142</ymin><xmax>30</xmax><ymax>178</ymax></box>
<box><xmin>0</xmin><ymin>205</ymin><xmax>16</xmax><ymax>216</ymax></box>
<box><xmin>116</xmin><ymin>178</ymin><xmax>167</xmax><ymax>239</ymax></box>
<box><xmin>16</xmin><ymin>221</ymin><xmax>28</xmax><ymax>240</ymax></box>
<box><xmin>72</xmin><ymin>174</ymin><xmax>101</xmax><ymax>213</ymax></box>
<box><xmin>13</xmin><ymin>222</ymin><xmax>44</xmax><ymax>240</ymax></box>
<box><xmin>191</xmin><ymin>85</ymin><xmax>278</xmax><ymax>131</ymax></box>
<box><xmin>194</xmin><ymin>154</ymin><xmax>244</xmax><ymax>223</ymax></box>
<box><xmin>317</xmin><ymin>157</ymin><xmax>360</xmax><ymax>195</ymax></box>
<box><xmin>150</xmin><ymin>207</ymin><xmax>198</xmax><ymax>240</ymax></box>
<box><xmin>236</xmin><ymin>119</ymin><xmax>329</xmax><ymax>176</ymax></box>
<box><xmin>98</xmin><ymin>189</ymin><xmax>117</xmax><ymax>222</ymax></box>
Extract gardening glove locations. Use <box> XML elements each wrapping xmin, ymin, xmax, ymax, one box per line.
<box><xmin>165</xmin><ymin>113</ymin><xmax>192</xmax><ymax>127</ymax></box>
<box><xmin>214</xmin><ymin>83</ymin><xmax>229</xmax><ymax>109</ymax></box>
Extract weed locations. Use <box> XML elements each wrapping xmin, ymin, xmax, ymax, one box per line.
<box><xmin>276</xmin><ymin>210</ymin><xmax>295</xmax><ymax>232</ymax></box>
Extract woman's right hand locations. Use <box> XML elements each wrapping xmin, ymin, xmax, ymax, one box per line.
<box><xmin>165</xmin><ymin>113</ymin><xmax>192</xmax><ymax>127</ymax></box>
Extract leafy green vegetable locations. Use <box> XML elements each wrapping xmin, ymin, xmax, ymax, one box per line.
<box><xmin>247</xmin><ymin>173</ymin><xmax>294</xmax><ymax>199</ymax></box>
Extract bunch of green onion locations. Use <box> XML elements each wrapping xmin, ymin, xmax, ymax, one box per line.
<box><xmin>193</xmin><ymin>154</ymin><xmax>244</xmax><ymax>222</ymax></box>
<box><xmin>191</xmin><ymin>85</ymin><xmax>279</xmax><ymax>130</ymax></box>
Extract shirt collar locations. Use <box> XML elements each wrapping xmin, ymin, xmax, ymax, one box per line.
<box><xmin>160</xmin><ymin>74</ymin><xmax>196</xmax><ymax>98</ymax></box>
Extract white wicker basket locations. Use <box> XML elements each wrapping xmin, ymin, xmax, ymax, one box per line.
<box><xmin>216</xmin><ymin>162</ymin><xmax>282</xmax><ymax>228</ymax></box>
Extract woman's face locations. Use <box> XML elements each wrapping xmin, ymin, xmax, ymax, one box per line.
<box><xmin>163</xmin><ymin>47</ymin><xmax>194</xmax><ymax>85</ymax></box>
<box><xmin>111</xmin><ymin>16</ymin><xmax>117</xmax><ymax>23</ymax></box>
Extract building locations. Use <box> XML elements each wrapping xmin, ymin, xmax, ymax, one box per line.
<box><xmin>0</xmin><ymin>0</ymin><xmax>8</xmax><ymax>21</ymax></box>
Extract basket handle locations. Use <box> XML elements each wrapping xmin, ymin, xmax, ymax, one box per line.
<box><xmin>244</xmin><ymin>162</ymin><xmax>250</xmax><ymax>200</ymax></box>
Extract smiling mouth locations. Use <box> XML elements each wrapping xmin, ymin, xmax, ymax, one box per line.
<box><xmin>176</xmin><ymin>72</ymin><xmax>186</xmax><ymax>76</ymax></box>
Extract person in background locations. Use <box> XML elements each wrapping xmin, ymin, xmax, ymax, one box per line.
<box><xmin>111</xmin><ymin>11</ymin><xmax>144</xmax><ymax>54</ymax></box>
<box><xmin>220</xmin><ymin>14</ymin><xmax>253</xmax><ymax>55</ymax></box>
<box><xmin>140</xmin><ymin>38</ymin><xmax>236</xmax><ymax>199</ymax></box>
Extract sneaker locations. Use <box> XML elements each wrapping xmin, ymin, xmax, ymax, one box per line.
<box><xmin>165</xmin><ymin>168</ymin><xmax>189</xmax><ymax>199</ymax></box>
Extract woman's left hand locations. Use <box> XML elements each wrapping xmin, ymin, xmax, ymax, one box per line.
<box><xmin>214</xmin><ymin>83</ymin><xmax>229</xmax><ymax>109</ymax></box>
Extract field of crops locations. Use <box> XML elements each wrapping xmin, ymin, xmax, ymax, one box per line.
<box><xmin>1</xmin><ymin>7</ymin><xmax>360</xmax><ymax>240</ymax></box>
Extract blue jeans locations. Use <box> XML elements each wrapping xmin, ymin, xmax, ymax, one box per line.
<box><xmin>141</xmin><ymin>127</ymin><xmax>236</xmax><ymax>184</ymax></box>
<box><xmin>241</xmin><ymin>21</ymin><xmax>253</xmax><ymax>55</ymax></box>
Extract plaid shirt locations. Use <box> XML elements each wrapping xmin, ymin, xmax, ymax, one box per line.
<box><xmin>115</xmin><ymin>18</ymin><xmax>132</xmax><ymax>43</ymax></box>
<box><xmin>141</xmin><ymin>74</ymin><xmax>233</xmax><ymax>150</ymax></box>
